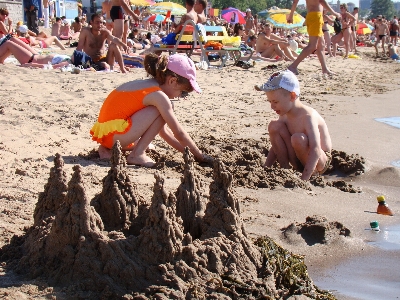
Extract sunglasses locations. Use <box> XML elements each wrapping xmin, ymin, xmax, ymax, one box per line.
<box><xmin>180</xmin><ymin>91</ymin><xmax>189</xmax><ymax>98</ymax></box>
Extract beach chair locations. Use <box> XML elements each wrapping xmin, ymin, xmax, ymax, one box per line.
<box><xmin>155</xmin><ymin>20</ymin><xmax>252</xmax><ymax>68</ymax></box>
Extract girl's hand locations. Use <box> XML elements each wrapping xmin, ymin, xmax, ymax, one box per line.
<box><xmin>200</xmin><ymin>154</ymin><xmax>214</xmax><ymax>164</ymax></box>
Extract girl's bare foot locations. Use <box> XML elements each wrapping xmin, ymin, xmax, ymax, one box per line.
<box><xmin>126</xmin><ymin>154</ymin><xmax>156</xmax><ymax>168</ymax></box>
<box><xmin>98</xmin><ymin>145</ymin><xmax>112</xmax><ymax>160</ymax></box>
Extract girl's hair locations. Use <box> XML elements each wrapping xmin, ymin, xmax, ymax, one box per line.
<box><xmin>144</xmin><ymin>53</ymin><xmax>193</xmax><ymax>92</ymax></box>
<box><xmin>340</xmin><ymin>3</ymin><xmax>348</xmax><ymax>11</ymax></box>
<box><xmin>233</xmin><ymin>23</ymin><xmax>244</xmax><ymax>36</ymax></box>
<box><xmin>0</xmin><ymin>8</ymin><xmax>9</xmax><ymax>15</ymax></box>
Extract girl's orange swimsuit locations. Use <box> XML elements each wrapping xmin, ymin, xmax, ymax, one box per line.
<box><xmin>90</xmin><ymin>86</ymin><xmax>161</xmax><ymax>149</ymax></box>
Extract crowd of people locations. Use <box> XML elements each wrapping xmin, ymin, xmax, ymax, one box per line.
<box><xmin>1</xmin><ymin>0</ymin><xmax>399</xmax><ymax>180</ymax></box>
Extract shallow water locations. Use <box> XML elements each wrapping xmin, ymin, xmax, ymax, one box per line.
<box><xmin>313</xmin><ymin>224</ymin><xmax>400</xmax><ymax>300</ymax></box>
<box><xmin>375</xmin><ymin>117</ymin><xmax>400</xmax><ymax>129</ymax></box>
<box><xmin>392</xmin><ymin>160</ymin><xmax>400</xmax><ymax>168</ymax></box>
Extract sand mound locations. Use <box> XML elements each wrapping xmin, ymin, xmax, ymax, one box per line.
<box><xmin>0</xmin><ymin>143</ymin><xmax>335</xmax><ymax>299</ymax></box>
<box><xmin>282</xmin><ymin>215</ymin><xmax>351</xmax><ymax>246</ymax></box>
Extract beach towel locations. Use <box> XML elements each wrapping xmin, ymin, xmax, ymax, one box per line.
<box><xmin>122</xmin><ymin>54</ymin><xmax>144</xmax><ymax>68</ymax></box>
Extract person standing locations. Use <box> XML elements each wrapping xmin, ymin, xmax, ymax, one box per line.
<box><xmin>287</xmin><ymin>0</ymin><xmax>340</xmax><ymax>75</ymax></box>
<box><xmin>244</xmin><ymin>8</ymin><xmax>255</xmax><ymax>35</ymax></box>
<box><xmin>23</xmin><ymin>0</ymin><xmax>39</xmax><ymax>35</ymax></box>
<box><xmin>42</xmin><ymin>0</ymin><xmax>50</xmax><ymax>28</ymax></box>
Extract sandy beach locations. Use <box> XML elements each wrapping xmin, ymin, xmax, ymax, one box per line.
<box><xmin>0</xmin><ymin>43</ymin><xmax>399</xmax><ymax>299</ymax></box>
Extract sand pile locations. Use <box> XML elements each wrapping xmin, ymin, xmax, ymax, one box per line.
<box><xmin>282</xmin><ymin>215</ymin><xmax>351</xmax><ymax>246</ymax></box>
<box><xmin>0</xmin><ymin>143</ymin><xmax>336</xmax><ymax>299</ymax></box>
<box><xmin>196</xmin><ymin>137</ymin><xmax>365</xmax><ymax>192</ymax></box>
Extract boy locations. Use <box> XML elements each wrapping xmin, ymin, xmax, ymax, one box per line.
<box><xmin>255</xmin><ymin>70</ymin><xmax>332</xmax><ymax>181</ymax></box>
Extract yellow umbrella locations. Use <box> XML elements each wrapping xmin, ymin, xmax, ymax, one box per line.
<box><xmin>149</xmin><ymin>2</ymin><xmax>186</xmax><ymax>15</ymax></box>
<box><xmin>130</xmin><ymin>0</ymin><xmax>151</xmax><ymax>6</ymax></box>
<box><xmin>266</xmin><ymin>8</ymin><xmax>305</xmax><ymax>29</ymax></box>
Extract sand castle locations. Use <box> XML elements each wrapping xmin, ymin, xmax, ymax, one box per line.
<box><xmin>1</xmin><ymin>142</ymin><xmax>337</xmax><ymax>299</ymax></box>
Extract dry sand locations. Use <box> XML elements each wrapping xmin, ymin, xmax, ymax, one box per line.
<box><xmin>0</xmin><ymin>42</ymin><xmax>400</xmax><ymax>299</ymax></box>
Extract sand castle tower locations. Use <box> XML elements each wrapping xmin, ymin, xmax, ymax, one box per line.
<box><xmin>176</xmin><ymin>147</ymin><xmax>206</xmax><ymax>239</ymax></box>
<box><xmin>91</xmin><ymin>141</ymin><xmax>142</xmax><ymax>232</ymax></box>
<box><xmin>33</xmin><ymin>153</ymin><xmax>68</xmax><ymax>226</ymax></box>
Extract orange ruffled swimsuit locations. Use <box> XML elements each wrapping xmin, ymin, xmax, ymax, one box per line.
<box><xmin>90</xmin><ymin>86</ymin><xmax>161</xmax><ymax>149</ymax></box>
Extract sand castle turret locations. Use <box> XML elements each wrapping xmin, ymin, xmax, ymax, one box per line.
<box><xmin>201</xmin><ymin>158</ymin><xmax>244</xmax><ymax>239</ymax></box>
<box><xmin>176</xmin><ymin>147</ymin><xmax>206</xmax><ymax>239</ymax></box>
<box><xmin>138</xmin><ymin>172</ymin><xmax>187</xmax><ymax>263</ymax></box>
<box><xmin>33</xmin><ymin>153</ymin><xmax>67</xmax><ymax>226</ymax></box>
<box><xmin>91</xmin><ymin>141</ymin><xmax>142</xmax><ymax>232</ymax></box>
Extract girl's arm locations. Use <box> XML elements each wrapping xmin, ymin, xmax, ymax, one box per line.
<box><xmin>144</xmin><ymin>92</ymin><xmax>205</xmax><ymax>161</ymax></box>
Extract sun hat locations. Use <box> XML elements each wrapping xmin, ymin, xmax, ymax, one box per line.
<box><xmin>167</xmin><ymin>54</ymin><xmax>201</xmax><ymax>93</ymax></box>
<box><xmin>246</xmin><ymin>8</ymin><xmax>251</xmax><ymax>12</ymax></box>
<box><xmin>255</xmin><ymin>70</ymin><xmax>300</xmax><ymax>96</ymax></box>
<box><xmin>18</xmin><ymin>25</ymin><xmax>28</xmax><ymax>34</ymax></box>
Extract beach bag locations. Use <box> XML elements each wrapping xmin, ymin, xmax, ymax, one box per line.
<box><xmin>333</xmin><ymin>18</ymin><xmax>342</xmax><ymax>34</ymax></box>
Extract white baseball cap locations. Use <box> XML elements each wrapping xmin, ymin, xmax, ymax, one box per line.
<box><xmin>255</xmin><ymin>70</ymin><xmax>300</xmax><ymax>96</ymax></box>
<box><xmin>18</xmin><ymin>25</ymin><xmax>28</xmax><ymax>33</ymax></box>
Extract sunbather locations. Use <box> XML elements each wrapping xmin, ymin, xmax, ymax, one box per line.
<box><xmin>0</xmin><ymin>35</ymin><xmax>70</xmax><ymax>67</ymax></box>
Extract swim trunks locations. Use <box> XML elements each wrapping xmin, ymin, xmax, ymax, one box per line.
<box><xmin>90</xmin><ymin>86</ymin><xmax>161</xmax><ymax>149</ymax></box>
<box><xmin>319</xmin><ymin>151</ymin><xmax>332</xmax><ymax>175</ymax></box>
<box><xmin>110</xmin><ymin>6</ymin><xmax>124</xmax><ymax>21</ymax></box>
<box><xmin>294</xmin><ymin>150</ymin><xmax>332</xmax><ymax>175</ymax></box>
<box><xmin>306</xmin><ymin>12</ymin><xmax>323</xmax><ymax>37</ymax></box>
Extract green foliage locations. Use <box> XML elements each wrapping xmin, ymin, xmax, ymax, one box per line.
<box><xmin>370</xmin><ymin>0</ymin><xmax>396</xmax><ymax>19</ymax></box>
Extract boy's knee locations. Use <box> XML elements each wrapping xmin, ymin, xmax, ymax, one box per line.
<box><xmin>268</xmin><ymin>120</ymin><xmax>285</xmax><ymax>134</ymax></box>
<box><xmin>291</xmin><ymin>133</ymin><xmax>307</xmax><ymax>148</ymax></box>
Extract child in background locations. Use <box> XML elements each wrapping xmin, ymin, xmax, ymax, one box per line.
<box><xmin>90</xmin><ymin>53</ymin><xmax>213</xmax><ymax>167</ymax></box>
<box><xmin>255</xmin><ymin>70</ymin><xmax>332</xmax><ymax>180</ymax></box>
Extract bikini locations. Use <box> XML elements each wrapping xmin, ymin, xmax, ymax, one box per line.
<box><xmin>110</xmin><ymin>6</ymin><xmax>124</xmax><ymax>21</ymax></box>
<box><xmin>90</xmin><ymin>85</ymin><xmax>161</xmax><ymax>149</ymax></box>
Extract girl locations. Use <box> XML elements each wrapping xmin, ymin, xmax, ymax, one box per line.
<box><xmin>90</xmin><ymin>53</ymin><xmax>213</xmax><ymax>167</ymax></box>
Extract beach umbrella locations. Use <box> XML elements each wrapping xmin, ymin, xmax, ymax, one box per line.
<box><xmin>357</xmin><ymin>27</ymin><xmax>372</xmax><ymax>35</ymax></box>
<box><xmin>144</xmin><ymin>14</ymin><xmax>165</xmax><ymax>22</ymax></box>
<box><xmin>149</xmin><ymin>2</ymin><xmax>186</xmax><ymax>15</ymax></box>
<box><xmin>357</xmin><ymin>22</ymin><xmax>374</xmax><ymax>31</ymax></box>
<box><xmin>265</xmin><ymin>8</ymin><xmax>305</xmax><ymax>29</ymax></box>
<box><xmin>258</xmin><ymin>9</ymin><xmax>268</xmax><ymax>18</ymax></box>
<box><xmin>130</xmin><ymin>0</ymin><xmax>152</xmax><ymax>6</ymax></box>
<box><xmin>221</xmin><ymin>7</ymin><xmax>245</xmax><ymax>24</ymax></box>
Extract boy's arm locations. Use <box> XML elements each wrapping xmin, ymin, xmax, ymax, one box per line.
<box><xmin>287</xmin><ymin>0</ymin><xmax>299</xmax><ymax>23</ymax></box>
<box><xmin>301</xmin><ymin>116</ymin><xmax>322</xmax><ymax>180</ymax></box>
